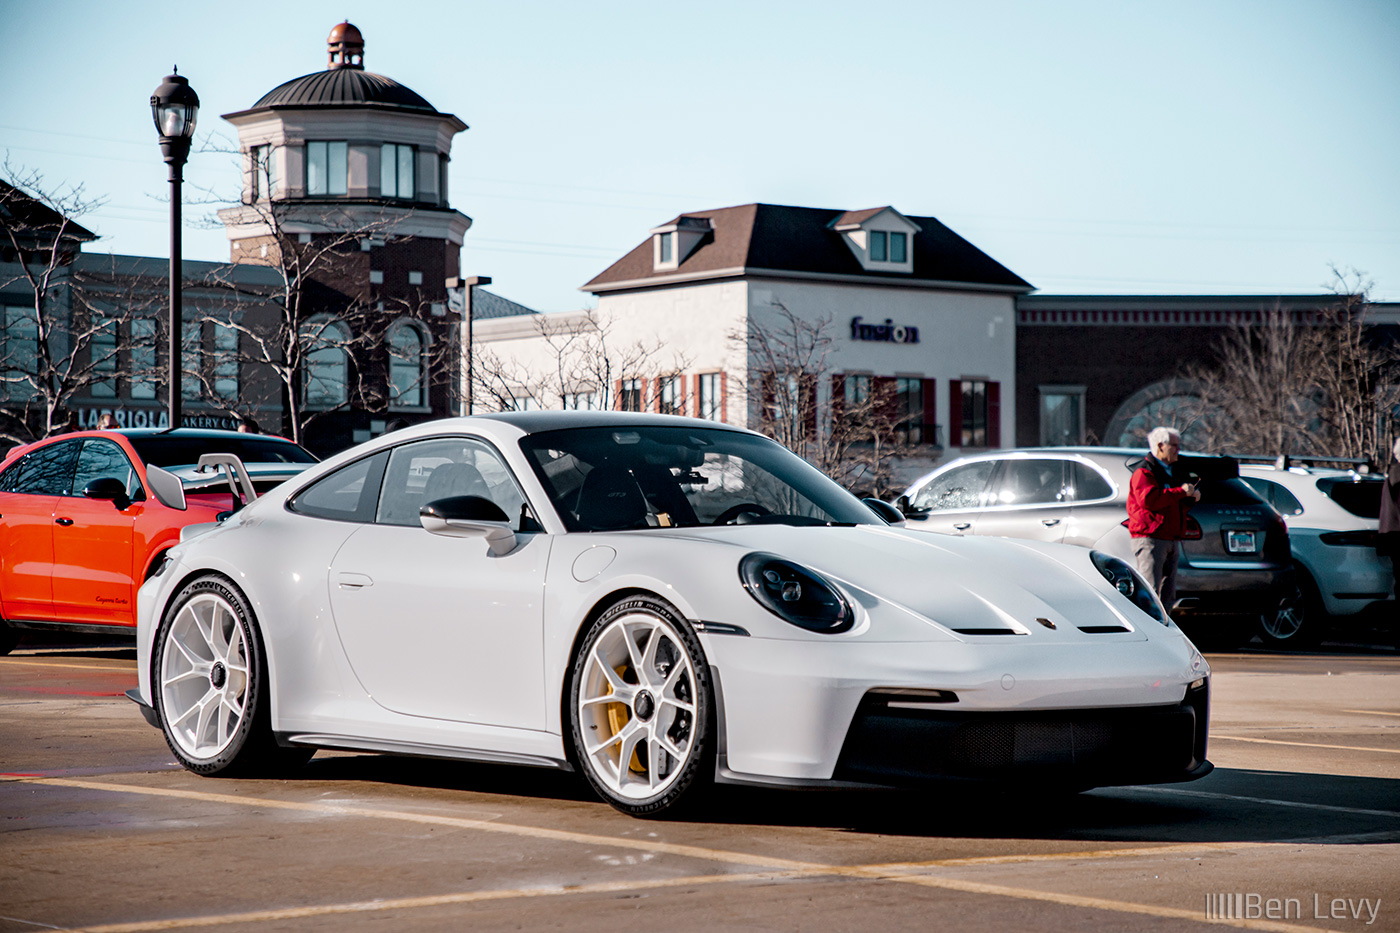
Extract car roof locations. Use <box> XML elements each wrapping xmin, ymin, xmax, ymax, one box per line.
<box><xmin>465</xmin><ymin>411</ymin><xmax>760</xmax><ymax>435</ymax></box>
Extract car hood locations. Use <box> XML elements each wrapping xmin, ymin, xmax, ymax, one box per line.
<box><xmin>648</xmin><ymin>524</ymin><xmax>1148</xmax><ymax>638</ymax></box>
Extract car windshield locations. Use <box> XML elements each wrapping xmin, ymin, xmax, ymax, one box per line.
<box><xmin>128</xmin><ymin>435</ymin><xmax>318</xmax><ymax>469</ymax></box>
<box><xmin>1316</xmin><ymin>475</ymin><xmax>1382</xmax><ymax>519</ymax></box>
<box><xmin>519</xmin><ymin>425</ymin><xmax>879</xmax><ymax>531</ymax></box>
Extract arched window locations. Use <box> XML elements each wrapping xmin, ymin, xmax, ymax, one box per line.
<box><xmin>302</xmin><ymin>318</ymin><xmax>351</xmax><ymax>409</ymax></box>
<box><xmin>388</xmin><ymin>320</ymin><xmax>428</xmax><ymax>409</ymax></box>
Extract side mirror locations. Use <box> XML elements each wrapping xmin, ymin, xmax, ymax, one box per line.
<box><xmin>895</xmin><ymin>495</ymin><xmax>929</xmax><ymax>519</ymax></box>
<box><xmin>420</xmin><ymin>495</ymin><xmax>518</xmax><ymax>555</ymax></box>
<box><xmin>83</xmin><ymin>477</ymin><xmax>131</xmax><ymax>511</ymax></box>
<box><xmin>863</xmin><ymin>497</ymin><xmax>905</xmax><ymax>526</ymax></box>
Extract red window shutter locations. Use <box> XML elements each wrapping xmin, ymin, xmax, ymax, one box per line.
<box><xmin>921</xmin><ymin>379</ymin><xmax>937</xmax><ymax>446</ymax></box>
<box><xmin>720</xmin><ymin>371</ymin><xmax>728</xmax><ymax>424</ymax></box>
<box><xmin>949</xmin><ymin>379</ymin><xmax>963</xmax><ymax>447</ymax></box>
<box><xmin>692</xmin><ymin>373</ymin><xmax>701</xmax><ymax>418</ymax></box>
<box><xmin>614</xmin><ymin>378</ymin><xmax>622</xmax><ymax>411</ymax></box>
<box><xmin>830</xmin><ymin>374</ymin><xmax>846</xmax><ymax>423</ymax></box>
<box><xmin>987</xmin><ymin>381</ymin><xmax>1001</xmax><ymax>448</ymax></box>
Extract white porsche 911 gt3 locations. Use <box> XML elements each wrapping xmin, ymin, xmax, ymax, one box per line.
<box><xmin>130</xmin><ymin>412</ymin><xmax>1211</xmax><ymax>816</ymax></box>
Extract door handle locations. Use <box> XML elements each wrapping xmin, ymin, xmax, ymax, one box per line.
<box><xmin>335</xmin><ymin>572</ymin><xmax>373</xmax><ymax>589</ymax></box>
<box><xmin>55</xmin><ymin>517</ymin><xmax>74</xmax><ymax>526</ymax></box>
<box><xmin>953</xmin><ymin>522</ymin><xmax>972</xmax><ymax>531</ymax></box>
<box><xmin>1041</xmin><ymin>519</ymin><xmax>1061</xmax><ymax>527</ymax></box>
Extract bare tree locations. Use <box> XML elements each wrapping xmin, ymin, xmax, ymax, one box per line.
<box><xmin>200</xmin><ymin>145</ymin><xmax>436</xmax><ymax>444</ymax></box>
<box><xmin>735</xmin><ymin>301</ymin><xmax>917</xmax><ymax>497</ymax></box>
<box><xmin>1182</xmin><ymin>270</ymin><xmax>1400</xmax><ymax>464</ymax></box>
<box><xmin>472</xmin><ymin>308</ymin><xmax>689</xmax><ymax>413</ymax></box>
<box><xmin>0</xmin><ymin>167</ymin><xmax>162</xmax><ymax>444</ymax></box>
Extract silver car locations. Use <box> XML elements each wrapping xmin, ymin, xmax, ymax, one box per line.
<box><xmin>896</xmin><ymin>447</ymin><xmax>1293</xmax><ymax>647</ymax></box>
<box><xmin>1239</xmin><ymin>461</ymin><xmax>1395</xmax><ymax>646</ymax></box>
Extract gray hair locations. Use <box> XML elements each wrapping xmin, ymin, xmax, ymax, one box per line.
<box><xmin>1147</xmin><ymin>426</ymin><xmax>1181</xmax><ymax>450</ymax></box>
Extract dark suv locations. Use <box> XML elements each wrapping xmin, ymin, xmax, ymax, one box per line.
<box><xmin>895</xmin><ymin>447</ymin><xmax>1293</xmax><ymax>647</ymax></box>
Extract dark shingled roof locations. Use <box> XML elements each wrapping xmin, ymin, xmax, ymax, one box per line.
<box><xmin>0</xmin><ymin>180</ymin><xmax>98</xmax><ymax>244</ymax></box>
<box><xmin>584</xmin><ymin>203</ymin><xmax>1031</xmax><ymax>293</ymax></box>
<box><xmin>245</xmin><ymin>69</ymin><xmax>439</xmax><ymax>113</ymax></box>
<box><xmin>472</xmin><ymin>287</ymin><xmax>538</xmax><ymax>320</ymax></box>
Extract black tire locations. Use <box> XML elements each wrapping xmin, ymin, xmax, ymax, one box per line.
<box><xmin>568</xmin><ymin>594</ymin><xmax>714</xmax><ymax>817</ymax></box>
<box><xmin>1258</xmin><ymin>568</ymin><xmax>1321</xmax><ymax>650</ymax></box>
<box><xmin>152</xmin><ymin>575</ymin><xmax>311</xmax><ymax>777</ymax></box>
<box><xmin>0</xmin><ymin>622</ymin><xmax>19</xmax><ymax>656</ymax></box>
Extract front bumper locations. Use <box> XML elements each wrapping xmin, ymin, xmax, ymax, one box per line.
<box><xmin>834</xmin><ymin>679</ymin><xmax>1210</xmax><ymax>788</ymax></box>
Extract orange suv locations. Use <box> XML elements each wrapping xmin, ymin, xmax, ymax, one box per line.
<box><xmin>0</xmin><ymin>428</ymin><xmax>316</xmax><ymax>653</ymax></box>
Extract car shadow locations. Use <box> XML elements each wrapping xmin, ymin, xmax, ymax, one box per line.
<box><xmin>287</xmin><ymin>756</ymin><xmax>1399</xmax><ymax>844</ymax></box>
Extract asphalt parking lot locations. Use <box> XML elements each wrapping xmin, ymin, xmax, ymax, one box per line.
<box><xmin>2</xmin><ymin>634</ymin><xmax>1397</xmax><ymax>933</ymax></box>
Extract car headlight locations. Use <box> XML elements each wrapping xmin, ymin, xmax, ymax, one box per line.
<box><xmin>739</xmin><ymin>552</ymin><xmax>854</xmax><ymax>633</ymax></box>
<box><xmin>1090</xmin><ymin>550</ymin><xmax>1168</xmax><ymax>625</ymax></box>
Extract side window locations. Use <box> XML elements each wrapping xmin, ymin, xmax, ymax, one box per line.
<box><xmin>287</xmin><ymin>452</ymin><xmax>387</xmax><ymax>523</ymax></box>
<box><xmin>0</xmin><ymin>440</ymin><xmax>79</xmax><ymax>495</ymax></box>
<box><xmin>989</xmin><ymin>459</ymin><xmax>1067</xmax><ymax>507</ymax></box>
<box><xmin>1068</xmin><ymin>462</ymin><xmax>1114</xmax><ymax>502</ymax></box>
<box><xmin>376</xmin><ymin>437</ymin><xmax>530</xmax><ymax>529</ymax></box>
<box><xmin>912</xmin><ymin>461</ymin><xmax>996</xmax><ymax>512</ymax></box>
<box><xmin>72</xmin><ymin>439</ymin><xmax>141</xmax><ymax>500</ymax></box>
<box><xmin>1243</xmin><ymin>477</ymin><xmax>1304</xmax><ymax>516</ymax></box>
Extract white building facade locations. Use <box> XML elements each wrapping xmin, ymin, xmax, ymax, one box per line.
<box><xmin>475</xmin><ymin>203</ymin><xmax>1031</xmax><ymax>484</ymax></box>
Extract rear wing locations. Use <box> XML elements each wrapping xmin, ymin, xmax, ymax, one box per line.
<box><xmin>144</xmin><ymin>453</ymin><xmax>261</xmax><ymax>512</ymax></box>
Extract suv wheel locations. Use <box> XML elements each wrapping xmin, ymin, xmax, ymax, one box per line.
<box><xmin>1258</xmin><ymin>568</ymin><xmax>1321</xmax><ymax>650</ymax></box>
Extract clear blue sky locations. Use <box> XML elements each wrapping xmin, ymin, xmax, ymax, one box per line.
<box><xmin>3</xmin><ymin>0</ymin><xmax>1397</xmax><ymax>311</ymax></box>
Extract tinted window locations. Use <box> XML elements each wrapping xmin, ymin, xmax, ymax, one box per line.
<box><xmin>73</xmin><ymin>439</ymin><xmax>142</xmax><ymax>500</ymax></box>
<box><xmin>1069</xmin><ymin>462</ymin><xmax>1114</xmax><ymax>501</ymax></box>
<box><xmin>1317</xmin><ymin>476</ymin><xmax>1382</xmax><ymax>519</ymax></box>
<box><xmin>128</xmin><ymin>435</ymin><xmax>318</xmax><ymax>468</ymax></box>
<box><xmin>377</xmin><ymin>437</ymin><xmax>529</xmax><ymax>528</ymax></box>
<box><xmin>1240</xmin><ymin>477</ymin><xmax>1304</xmax><ymax>516</ymax></box>
<box><xmin>288</xmin><ymin>453</ymin><xmax>386</xmax><ymax>523</ymax></box>
<box><xmin>912</xmin><ymin>461</ymin><xmax>996</xmax><ymax>512</ymax></box>
<box><xmin>0</xmin><ymin>440</ymin><xmax>79</xmax><ymax>495</ymax></box>
<box><xmin>519</xmin><ymin>426</ymin><xmax>877</xmax><ymax>532</ymax></box>
<box><xmin>989</xmin><ymin>459</ymin><xmax>1066</xmax><ymax>507</ymax></box>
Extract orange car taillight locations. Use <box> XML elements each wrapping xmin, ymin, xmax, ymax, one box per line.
<box><xmin>1183</xmin><ymin>516</ymin><xmax>1203</xmax><ymax>540</ymax></box>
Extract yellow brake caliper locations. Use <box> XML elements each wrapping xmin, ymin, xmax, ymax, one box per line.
<box><xmin>606</xmin><ymin>664</ymin><xmax>647</xmax><ymax>774</ymax></box>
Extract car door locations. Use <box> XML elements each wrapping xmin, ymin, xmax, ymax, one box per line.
<box><xmin>50</xmin><ymin>438</ymin><xmax>142</xmax><ymax>626</ymax></box>
<box><xmin>0</xmin><ymin>440</ymin><xmax>79</xmax><ymax>621</ymax></box>
<box><xmin>903</xmin><ymin>459</ymin><xmax>997</xmax><ymax>535</ymax></box>
<box><xmin>974</xmin><ymin>458</ymin><xmax>1071</xmax><ymax>543</ymax></box>
<box><xmin>328</xmin><ymin>435</ymin><xmax>550</xmax><ymax>729</ymax></box>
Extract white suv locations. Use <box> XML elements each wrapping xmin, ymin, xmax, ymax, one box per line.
<box><xmin>1238</xmin><ymin>461</ymin><xmax>1395</xmax><ymax>646</ymax></box>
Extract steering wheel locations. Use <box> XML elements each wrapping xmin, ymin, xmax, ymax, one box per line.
<box><xmin>713</xmin><ymin>502</ymin><xmax>772</xmax><ymax>525</ymax></box>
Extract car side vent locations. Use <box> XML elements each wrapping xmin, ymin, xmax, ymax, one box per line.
<box><xmin>952</xmin><ymin>628</ymin><xmax>1025</xmax><ymax>636</ymax></box>
<box><xmin>1078</xmin><ymin>625</ymin><xmax>1132</xmax><ymax>634</ymax></box>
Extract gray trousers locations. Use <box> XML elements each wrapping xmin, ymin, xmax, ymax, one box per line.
<box><xmin>1132</xmin><ymin>536</ymin><xmax>1179</xmax><ymax>612</ymax></box>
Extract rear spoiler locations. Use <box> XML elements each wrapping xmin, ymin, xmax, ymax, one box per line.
<box><xmin>144</xmin><ymin>453</ymin><xmax>260</xmax><ymax>512</ymax></box>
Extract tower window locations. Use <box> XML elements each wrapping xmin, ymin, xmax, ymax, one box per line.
<box><xmin>307</xmin><ymin>141</ymin><xmax>348</xmax><ymax>196</ymax></box>
<box><xmin>381</xmin><ymin>144</ymin><xmax>416</xmax><ymax>200</ymax></box>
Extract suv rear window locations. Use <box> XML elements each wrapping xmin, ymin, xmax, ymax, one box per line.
<box><xmin>129</xmin><ymin>436</ymin><xmax>318</xmax><ymax>468</ymax></box>
<box><xmin>1316</xmin><ymin>476</ymin><xmax>1382</xmax><ymax>519</ymax></box>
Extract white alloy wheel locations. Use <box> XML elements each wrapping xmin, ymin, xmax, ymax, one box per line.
<box><xmin>571</xmin><ymin>597</ymin><xmax>711</xmax><ymax>815</ymax></box>
<box><xmin>160</xmin><ymin>591</ymin><xmax>251</xmax><ymax>760</ymax></box>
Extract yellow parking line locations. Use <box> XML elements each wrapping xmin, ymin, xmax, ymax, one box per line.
<box><xmin>1340</xmin><ymin>708</ymin><xmax>1400</xmax><ymax>717</ymax></box>
<box><xmin>14</xmin><ymin>776</ymin><xmax>1350</xmax><ymax>933</ymax></box>
<box><xmin>0</xmin><ymin>659</ymin><xmax>134</xmax><ymax>673</ymax></box>
<box><xmin>1213</xmin><ymin>733</ymin><xmax>1400</xmax><ymax>755</ymax></box>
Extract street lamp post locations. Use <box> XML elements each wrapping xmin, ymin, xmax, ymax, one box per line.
<box><xmin>448</xmin><ymin>275</ymin><xmax>491</xmax><ymax>416</ymax></box>
<box><xmin>150</xmin><ymin>70</ymin><xmax>199</xmax><ymax>430</ymax></box>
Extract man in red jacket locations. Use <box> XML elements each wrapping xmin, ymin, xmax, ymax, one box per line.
<box><xmin>1128</xmin><ymin>426</ymin><xmax>1201</xmax><ymax>613</ymax></box>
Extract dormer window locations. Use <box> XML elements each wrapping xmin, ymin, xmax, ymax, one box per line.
<box><xmin>651</xmin><ymin>215</ymin><xmax>712</xmax><ymax>271</ymax></box>
<box><xmin>831</xmin><ymin>206</ymin><xmax>920</xmax><ymax>273</ymax></box>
